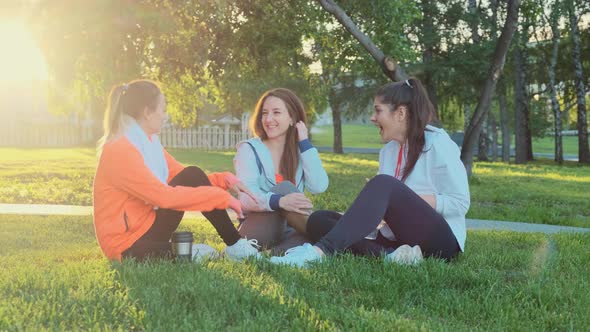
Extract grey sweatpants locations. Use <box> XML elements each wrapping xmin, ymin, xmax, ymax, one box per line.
<box><xmin>238</xmin><ymin>181</ymin><xmax>308</xmax><ymax>254</ymax></box>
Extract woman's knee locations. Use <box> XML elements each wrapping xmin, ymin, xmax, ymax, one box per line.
<box><xmin>307</xmin><ymin>210</ymin><xmax>340</xmax><ymax>243</ymax></box>
<box><xmin>238</xmin><ymin>212</ymin><xmax>285</xmax><ymax>248</ymax></box>
<box><xmin>363</xmin><ymin>174</ymin><xmax>409</xmax><ymax>201</ymax></box>
<box><xmin>367</xmin><ymin>174</ymin><xmax>400</xmax><ymax>188</ymax></box>
<box><xmin>170</xmin><ymin>166</ymin><xmax>210</xmax><ymax>187</ymax></box>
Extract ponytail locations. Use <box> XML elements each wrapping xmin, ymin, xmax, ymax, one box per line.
<box><xmin>375</xmin><ymin>77</ymin><xmax>435</xmax><ymax>181</ymax></box>
<box><xmin>97</xmin><ymin>80</ymin><xmax>161</xmax><ymax>157</ymax></box>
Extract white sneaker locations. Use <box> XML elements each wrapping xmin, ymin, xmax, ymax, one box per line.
<box><xmin>223</xmin><ymin>238</ymin><xmax>261</xmax><ymax>261</ymax></box>
<box><xmin>269</xmin><ymin>243</ymin><xmax>322</xmax><ymax>268</ymax></box>
<box><xmin>192</xmin><ymin>243</ymin><xmax>219</xmax><ymax>263</ymax></box>
<box><xmin>385</xmin><ymin>244</ymin><xmax>423</xmax><ymax>265</ymax></box>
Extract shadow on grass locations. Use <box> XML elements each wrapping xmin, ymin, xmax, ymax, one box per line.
<box><xmin>3</xmin><ymin>216</ymin><xmax>590</xmax><ymax>330</ymax></box>
<box><xmin>112</xmin><ymin>229</ymin><xmax>580</xmax><ymax>330</ymax></box>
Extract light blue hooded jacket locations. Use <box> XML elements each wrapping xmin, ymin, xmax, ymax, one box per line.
<box><xmin>233</xmin><ymin>137</ymin><xmax>329</xmax><ymax>212</ymax></box>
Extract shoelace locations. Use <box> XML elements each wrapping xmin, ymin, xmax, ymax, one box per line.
<box><xmin>245</xmin><ymin>238</ymin><xmax>260</xmax><ymax>249</ymax></box>
<box><xmin>283</xmin><ymin>244</ymin><xmax>308</xmax><ymax>256</ymax></box>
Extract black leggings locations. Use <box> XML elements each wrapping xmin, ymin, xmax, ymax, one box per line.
<box><xmin>122</xmin><ymin>166</ymin><xmax>241</xmax><ymax>260</ymax></box>
<box><xmin>308</xmin><ymin>174</ymin><xmax>460</xmax><ymax>261</ymax></box>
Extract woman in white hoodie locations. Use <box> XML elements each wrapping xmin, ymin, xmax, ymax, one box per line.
<box><xmin>270</xmin><ymin>78</ymin><xmax>470</xmax><ymax>267</ymax></box>
<box><xmin>233</xmin><ymin>88</ymin><xmax>329</xmax><ymax>252</ymax></box>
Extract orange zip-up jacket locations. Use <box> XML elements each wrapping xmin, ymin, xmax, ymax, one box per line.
<box><xmin>93</xmin><ymin>136</ymin><xmax>233</xmax><ymax>261</ymax></box>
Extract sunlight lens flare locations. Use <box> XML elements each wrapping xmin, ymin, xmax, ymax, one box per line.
<box><xmin>0</xmin><ymin>20</ymin><xmax>48</xmax><ymax>82</ymax></box>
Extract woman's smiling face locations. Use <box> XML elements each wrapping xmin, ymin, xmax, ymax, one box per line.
<box><xmin>370</xmin><ymin>96</ymin><xmax>407</xmax><ymax>144</ymax></box>
<box><xmin>261</xmin><ymin>96</ymin><xmax>293</xmax><ymax>140</ymax></box>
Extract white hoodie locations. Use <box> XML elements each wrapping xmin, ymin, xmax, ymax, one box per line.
<box><xmin>378</xmin><ymin>125</ymin><xmax>470</xmax><ymax>250</ymax></box>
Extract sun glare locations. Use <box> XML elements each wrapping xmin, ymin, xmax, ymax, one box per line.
<box><xmin>0</xmin><ymin>20</ymin><xmax>48</xmax><ymax>82</ymax></box>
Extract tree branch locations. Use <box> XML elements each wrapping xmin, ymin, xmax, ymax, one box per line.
<box><xmin>317</xmin><ymin>0</ymin><xmax>408</xmax><ymax>81</ymax></box>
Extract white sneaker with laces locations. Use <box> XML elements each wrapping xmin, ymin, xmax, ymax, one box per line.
<box><xmin>269</xmin><ymin>243</ymin><xmax>322</xmax><ymax>268</ymax></box>
<box><xmin>192</xmin><ymin>244</ymin><xmax>219</xmax><ymax>263</ymax></box>
<box><xmin>385</xmin><ymin>244</ymin><xmax>423</xmax><ymax>265</ymax></box>
<box><xmin>223</xmin><ymin>238</ymin><xmax>261</xmax><ymax>261</ymax></box>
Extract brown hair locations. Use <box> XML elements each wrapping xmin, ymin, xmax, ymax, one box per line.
<box><xmin>250</xmin><ymin>88</ymin><xmax>307</xmax><ymax>183</ymax></box>
<box><xmin>375</xmin><ymin>78</ymin><xmax>437</xmax><ymax>181</ymax></box>
<box><xmin>98</xmin><ymin>79</ymin><xmax>161</xmax><ymax>154</ymax></box>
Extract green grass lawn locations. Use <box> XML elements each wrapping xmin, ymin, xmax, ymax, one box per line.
<box><xmin>1</xmin><ymin>214</ymin><xmax>589</xmax><ymax>330</ymax></box>
<box><xmin>1</xmin><ymin>148</ymin><xmax>589</xmax><ymax>227</ymax></box>
<box><xmin>311</xmin><ymin>124</ymin><xmax>384</xmax><ymax>148</ymax></box>
<box><xmin>531</xmin><ymin>135</ymin><xmax>578</xmax><ymax>155</ymax></box>
<box><xmin>312</xmin><ymin>124</ymin><xmax>581</xmax><ymax>156</ymax></box>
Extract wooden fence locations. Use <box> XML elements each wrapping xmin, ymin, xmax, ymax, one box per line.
<box><xmin>0</xmin><ymin>123</ymin><xmax>97</xmax><ymax>147</ymax></box>
<box><xmin>159</xmin><ymin>126</ymin><xmax>248</xmax><ymax>150</ymax></box>
<box><xmin>0</xmin><ymin>124</ymin><xmax>249</xmax><ymax>150</ymax></box>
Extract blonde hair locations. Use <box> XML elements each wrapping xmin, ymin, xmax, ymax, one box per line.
<box><xmin>97</xmin><ymin>79</ymin><xmax>161</xmax><ymax>155</ymax></box>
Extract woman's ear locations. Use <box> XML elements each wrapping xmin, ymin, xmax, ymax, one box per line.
<box><xmin>397</xmin><ymin>106</ymin><xmax>407</xmax><ymax>121</ymax></box>
<box><xmin>142</xmin><ymin>106</ymin><xmax>152</xmax><ymax>120</ymax></box>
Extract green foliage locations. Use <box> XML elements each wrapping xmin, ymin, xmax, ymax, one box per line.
<box><xmin>305</xmin><ymin>0</ymin><xmax>419</xmax><ymax>120</ymax></box>
<box><xmin>31</xmin><ymin>0</ymin><xmax>147</xmax><ymax>117</ymax></box>
<box><xmin>1</xmin><ymin>215</ymin><xmax>590</xmax><ymax>330</ymax></box>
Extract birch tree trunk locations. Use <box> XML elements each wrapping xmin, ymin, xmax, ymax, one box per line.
<box><xmin>567</xmin><ymin>0</ymin><xmax>590</xmax><ymax>163</ymax></box>
<box><xmin>548</xmin><ymin>2</ymin><xmax>563</xmax><ymax>164</ymax></box>
<box><xmin>514</xmin><ymin>31</ymin><xmax>530</xmax><ymax>164</ymax></box>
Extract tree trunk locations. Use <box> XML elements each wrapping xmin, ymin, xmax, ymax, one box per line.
<box><xmin>548</xmin><ymin>3</ymin><xmax>563</xmax><ymax>164</ymax></box>
<box><xmin>420</xmin><ymin>0</ymin><xmax>440</xmax><ymax>121</ymax></box>
<box><xmin>464</xmin><ymin>104</ymin><xmax>471</xmax><ymax>132</ymax></box>
<box><xmin>567</xmin><ymin>0</ymin><xmax>590</xmax><ymax>163</ymax></box>
<box><xmin>514</xmin><ymin>32</ymin><xmax>529</xmax><ymax>164</ymax></box>
<box><xmin>478</xmin><ymin>118</ymin><xmax>489</xmax><ymax>161</ymax></box>
<box><xmin>468</xmin><ymin>0</ymin><xmax>480</xmax><ymax>44</ymax></box>
<box><xmin>460</xmin><ymin>0</ymin><xmax>521</xmax><ymax>175</ymax></box>
<box><xmin>490</xmin><ymin>112</ymin><xmax>498</xmax><ymax>161</ymax></box>
<box><xmin>470</xmin><ymin>0</ymin><xmax>487</xmax><ymax>162</ymax></box>
<box><xmin>423</xmin><ymin>50</ymin><xmax>440</xmax><ymax>123</ymax></box>
<box><xmin>329</xmin><ymin>90</ymin><xmax>343</xmax><ymax>154</ymax></box>
<box><xmin>526</xmin><ymin>117</ymin><xmax>534</xmax><ymax>161</ymax></box>
<box><xmin>498</xmin><ymin>80</ymin><xmax>511</xmax><ymax>162</ymax></box>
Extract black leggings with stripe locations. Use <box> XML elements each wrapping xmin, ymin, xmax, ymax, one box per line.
<box><xmin>307</xmin><ymin>174</ymin><xmax>460</xmax><ymax>261</ymax></box>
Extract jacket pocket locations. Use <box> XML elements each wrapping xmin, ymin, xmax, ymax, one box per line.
<box><xmin>123</xmin><ymin>211</ymin><xmax>129</xmax><ymax>232</ymax></box>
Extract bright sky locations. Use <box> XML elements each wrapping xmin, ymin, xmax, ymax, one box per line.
<box><xmin>0</xmin><ymin>20</ymin><xmax>48</xmax><ymax>82</ymax></box>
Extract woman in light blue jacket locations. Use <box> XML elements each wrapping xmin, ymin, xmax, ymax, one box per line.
<box><xmin>233</xmin><ymin>88</ymin><xmax>329</xmax><ymax>252</ymax></box>
<box><xmin>270</xmin><ymin>78</ymin><xmax>470</xmax><ymax>267</ymax></box>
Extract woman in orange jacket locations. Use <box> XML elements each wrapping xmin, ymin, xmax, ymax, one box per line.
<box><xmin>93</xmin><ymin>79</ymin><xmax>260</xmax><ymax>261</ymax></box>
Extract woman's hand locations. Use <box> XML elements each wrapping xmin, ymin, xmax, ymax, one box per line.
<box><xmin>228</xmin><ymin>196</ymin><xmax>244</xmax><ymax>219</ymax></box>
<box><xmin>225</xmin><ymin>173</ymin><xmax>260</xmax><ymax>205</ymax></box>
<box><xmin>295</xmin><ymin>121</ymin><xmax>308</xmax><ymax>141</ymax></box>
<box><xmin>279</xmin><ymin>192</ymin><xmax>312</xmax><ymax>215</ymax></box>
<box><xmin>229</xmin><ymin>181</ymin><xmax>260</xmax><ymax>205</ymax></box>
<box><xmin>419</xmin><ymin>194</ymin><xmax>437</xmax><ymax>209</ymax></box>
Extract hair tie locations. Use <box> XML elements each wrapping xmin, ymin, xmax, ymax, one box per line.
<box><xmin>121</xmin><ymin>84</ymin><xmax>129</xmax><ymax>96</ymax></box>
<box><xmin>405</xmin><ymin>80</ymin><xmax>413</xmax><ymax>89</ymax></box>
